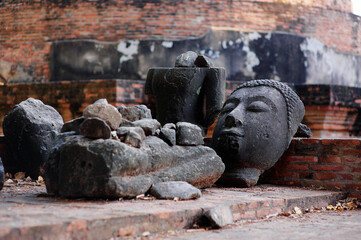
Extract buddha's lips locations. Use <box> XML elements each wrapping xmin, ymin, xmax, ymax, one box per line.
<box><xmin>220</xmin><ymin>129</ymin><xmax>245</xmax><ymax>138</ymax></box>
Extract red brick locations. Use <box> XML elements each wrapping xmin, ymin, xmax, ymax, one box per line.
<box><xmin>285</xmin><ymin>164</ymin><xmax>309</xmax><ymax>171</ymax></box>
<box><xmin>314</xmin><ymin>172</ymin><xmax>337</xmax><ymax>180</ymax></box>
<box><xmin>321</xmin><ymin>139</ymin><xmax>361</xmax><ymax>146</ymax></box>
<box><xmin>310</xmin><ymin>165</ymin><xmax>345</xmax><ymax>171</ymax></box>
<box><xmin>319</xmin><ymin>156</ymin><xmax>341</xmax><ymax>163</ymax></box>
<box><xmin>284</xmin><ymin>156</ymin><xmax>318</xmax><ymax>163</ymax></box>
<box><xmin>338</xmin><ymin>173</ymin><xmax>355</xmax><ymax>181</ymax></box>
<box><xmin>240</xmin><ymin>210</ymin><xmax>256</xmax><ymax>220</ymax></box>
<box><xmin>256</xmin><ymin>208</ymin><xmax>281</xmax><ymax>218</ymax></box>
<box><xmin>345</xmin><ymin>184</ymin><xmax>361</xmax><ymax>190</ymax></box>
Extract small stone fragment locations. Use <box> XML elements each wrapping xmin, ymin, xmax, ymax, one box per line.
<box><xmin>174</xmin><ymin>51</ymin><xmax>198</xmax><ymax>67</ymax></box>
<box><xmin>163</xmin><ymin>123</ymin><xmax>176</xmax><ymax>130</ymax></box>
<box><xmin>204</xmin><ymin>205</ymin><xmax>234</xmax><ymax>228</ymax></box>
<box><xmin>294</xmin><ymin>123</ymin><xmax>312</xmax><ymax>138</ymax></box>
<box><xmin>125</xmin><ymin>131</ymin><xmax>143</xmax><ymax>148</ymax></box>
<box><xmin>149</xmin><ymin>181</ymin><xmax>201</xmax><ymax>200</ymax></box>
<box><xmin>194</xmin><ymin>55</ymin><xmax>214</xmax><ymax>68</ymax></box>
<box><xmin>117</xmin><ymin>105</ymin><xmax>152</xmax><ymax>122</ymax></box>
<box><xmin>14</xmin><ymin>172</ymin><xmax>25</xmax><ymax>179</ymax></box>
<box><xmin>116</xmin><ymin>127</ymin><xmax>146</xmax><ymax>141</ymax></box>
<box><xmin>0</xmin><ymin>158</ymin><xmax>4</xmax><ymax>191</ymax></box>
<box><xmin>61</xmin><ymin>117</ymin><xmax>85</xmax><ymax>134</ymax></box>
<box><xmin>80</xmin><ymin>117</ymin><xmax>111</xmax><ymax>139</ymax></box>
<box><xmin>176</xmin><ymin>122</ymin><xmax>204</xmax><ymax>146</ymax></box>
<box><xmin>83</xmin><ymin>99</ymin><xmax>122</xmax><ymax>130</ymax></box>
<box><xmin>122</xmin><ymin>119</ymin><xmax>161</xmax><ymax>136</ymax></box>
<box><xmin>158</xmin><ymin>128</ymin><xmax>176</xmax><ymax>146</ymax></box>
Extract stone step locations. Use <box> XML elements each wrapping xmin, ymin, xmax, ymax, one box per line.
<box><xmin>0</xmin><ymin>185</ymin><xmax>344</xmax><ymax>240</ymax></box>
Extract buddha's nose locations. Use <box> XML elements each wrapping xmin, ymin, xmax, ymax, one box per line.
<box><xmin>225</xmin><ymin>109</ymin><xmax>243</xmax><ymax>128</ymax></box>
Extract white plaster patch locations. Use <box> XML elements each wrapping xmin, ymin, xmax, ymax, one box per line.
<box><xmin>117</xmin><ymin>40</ymin><xmax>140</xmax><ymax>63</ymax></box>
<box><xmin>222</xmin><ymin>40</ymin><xmax>228</xmax><ymax>49</ymax></box>
<box><xmin>242</xmin><ymin>45</ymin><xmax>260</xmax><ymax>75</ymax></box>
<box><xmin>248</xmin><ymin>32</ymin><xmax>262</xmax><ymax>41</ymax></box>
<box><xmin>150</xmin><ymin>42</ymin><xmax>155</xmax><ymax>53</ymax></box>
<box><xmin>161</xmin><ymin>41</ymin><xmax>173</xmax><ymax>48</ymax></box>
<box><xmin>300</xmin><ymin>37</ymin><xmax>360</xmax><ymax>86</ymax></box>
<box><xmin>265</xmin><ymin>32</ymin><xmax>272</xmax><ymax>40</ymax></box>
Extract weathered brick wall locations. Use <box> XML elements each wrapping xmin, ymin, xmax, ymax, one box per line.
<box><xmin>1</xmin><ymin>0</ymin><xmax>359</xmax><ymax>82</ymax></box>
<box><xmin>264</xmin><ymin>138</ymin><xmax>361</xmax><ymax>198</ymax></box>
<box><xmin>0</xmin><ymin>79</ymin><xmax>147</xmax><ymax>134</ymax></box>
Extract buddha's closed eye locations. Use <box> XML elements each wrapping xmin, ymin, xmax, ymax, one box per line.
<box><xmin>247</xmin><ymin>101</ymin><xmax>270</xmax><ymax>112</ymax></box>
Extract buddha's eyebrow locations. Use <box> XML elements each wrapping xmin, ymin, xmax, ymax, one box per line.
<box><xmin>246</xmin><ymin>96</ymin><xmax>278</xmax><ymax>112</ymax></box>
<box><xmin>223</xmin><ymin>97</ymin><xmax>240</xmax><ymax>106</ymax></box>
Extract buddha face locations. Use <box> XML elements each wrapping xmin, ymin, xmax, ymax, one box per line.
<box><xmin>212</xmin><ymin>86</ymin><xmax>289</xmax><ymax>170</ymax></box>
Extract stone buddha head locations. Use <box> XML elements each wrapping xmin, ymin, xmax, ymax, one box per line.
<box><xmin>212</xmin><ymin>79</ymin><xmax>305</xmax><ymax>187</ymax></box>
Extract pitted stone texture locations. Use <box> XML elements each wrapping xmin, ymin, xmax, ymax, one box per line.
<box><xmin>45</xmin><ymin>136</ymin><xmax>224</xmax><ymax>198</ymax></box>
<box><xmin>2</xmin><ymin>98</ymin><xmax>63</xmax><ymax>178</ymax></box>
<box><xmin>149</xmin><ymin>181</ymin><xmax>201</xmax><ymax>200</ymax></box>
<box><xmin>122</xmin><ymin>119</ymin><xmax>161</xmax><ymax>136</ymax></box>
<box><xmin>117</xmin><ymin>105</ymin><xmax>152</xmax><ymax>122</ymax></box>
<box><xmin>158</xmin><ymin>128</ymin><xmax>176</xmax><ymax>146</ymax></box>
<box><xmin>195</xmin><ymin>55</ymin><xmax>214</xmax><ymax>68</ymax></box>
<box><xmin>83</xmin><ymin>99</ymin><xmax>122</xmax><ymax>130</ymax></box>
<box><xmin>124</xmin><ymin>131</ymin><xmax>143</xmax><ymax>148</ymax></box>
<box><xmin>175</xmin><ymin>51</ymin><xmax>198</xmax><ymax>67</ymax></box>
<box><xmin>80</xmin><ymin>117</ymin><xmax>111</xmax><ymax>139</ymax></box>
<box><xmin>0</xmin><ymin>158</ymin><xmax>4</xmax><ymax>191</ymax></box>
<box><xmin>61</xmin><ymin>117</ymin><xmax>84</xmax><ymax>134</ymax></box>
<box><xmin>204</xmin><ymin>205</ymin><xmax>234</xmax><ymax>228</ymax></box>
<box><xmin>176</xmin><ymin>122</ymin><xmax>204</xmax><ymax>146</ymax></box>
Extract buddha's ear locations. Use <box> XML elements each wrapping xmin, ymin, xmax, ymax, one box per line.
<box><xmin>294</xmin><ymin>123</ymin><xmax>312</xmax><ymax>138</ymax></box>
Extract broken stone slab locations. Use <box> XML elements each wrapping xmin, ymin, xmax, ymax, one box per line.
<box><xmin>83</xmin><ymin>99</ymin><xmax>122</xmax><ymax>130</ymax></box>
<box><xmin>149</xmin><ymin>181</ymin><xmax>201</xmax><ymax>200</ymax></box>
<box><xmin>0</xmin><ymin>158</ymin><xmax>4</xmax><ymax>191</ymax></box>
<box><xmin>121</xmin><ymin>119</ymin><xmax>161</xmax><ymax>136</ymax></box>
<box><xmin>176</xmin><ymin>122</ymin><xmax>204</xmax><ymax>146</ymax></box>
<box><xmin>61</xmin><ymin>117</ymin><xmax>85</xmax><ymax>134</ymax></box>
<box><xmin>80</xmin><ymin>117</ymin><xmax>111</xmax><ymax>139</ymax></box>
<box><xmin>174</xmin><ymin>51</ymin><xmax>198</xmax><ymax>67</ymax></box>
<box><xmin>2</xmin><ymin>98</ymin><xmax>64</xmax><ymax>178</ymax></box>
<box><xmin>44</xmin><ymin>136</ymin><xmax>225</xmax><ymax>198</ymax></box>
<box><xmin>117</xmin><ymin>105</ymin><xmax>152</xmax><ymax>122</ymax></box>
<box><xmin>204</xmin><ymin>205</ymin><xmax>234</xmax><ymax>228</ymax></box>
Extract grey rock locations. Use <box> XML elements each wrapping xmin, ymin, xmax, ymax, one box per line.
<box><xmin>194</xmin><ymin>55</ymin><xmax>214</xmax><ymax>68</ymax></box>
<box><xmin>3</xmin><ymin>98</ymin><xmax>63</xmax><ymax>178</ymax></box>
<box><xmin>83</xmin><ymin>99</ymin><xmax>122</xmax><ymax>130</ymax></box>
<box><xmin>159</xmin><ymin>128</ymin><xmax>176</xmax><ymax>146</ymax></box>
<box><xmin>125</xmin><ymin>130</ymin><xmax>143</xmax><ymax>148</ymax></box>
<box><xmin>116</xmin><ymin>127</ymin><xmax>146</xmax><ymax>141</ymax></box>
<box><xmin>204</xmin><ymin>205</ymin><xmax>234</xmax><ymax>228</ymax></box>
<box><xmin>61</xmin><ymin>117</ymin><xmax>85</xmax><ymax>134</ymax></box>
<box><xmin>176</xmin><ymin>122</ymin><xmax>204</xmax><ymax>146</ymax></box>
<box><xmin>149</xmin><ymin>181</ymin><xmax>201</xmax><ymax>200</ymax></box>
<box><xmin>174</xmin><ymin>51</ymin><xmax>198</xmax><ymax>67</ymax></box>
<box><xmin>80</xmin><ymin>117</ymin><xmax>111</xmax><ymax>139</ymax></box>
<box><xmin>93</xmin><ymin>98</ymin><xmax>108</xmax><ymax>105</ymax></box>
<box><xmin>0</xmin><ymin>158</ymin><xmax>4</xmax><ymax>191</ymax></box>
<box><xmin>122</xmin><ymin>119</ymin><xmax>161</xmax><ymax>136</ymax></box>
<box><xmin>295</xmin><ymin>123</ymin><xmax>312</xmax><ymax>138</ymax></box>
<box><xmin>163</xmin><ymin>123</ymin><xmax>176</xmax><ymax>130</ymax></box>
<box><xmin>117</xmin><ymin>105</ymin><xmax>152</xmax><ymax>122</ymax></box>
<box><xmin>44</xmin><ymin>136</ymin><xmax>224</xmax><ymax>198</ymax></box>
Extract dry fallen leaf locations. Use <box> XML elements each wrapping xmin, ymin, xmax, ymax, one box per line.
<box><xmin>37</xmin><ymin>176</ymin><xmax>44</xmax><ymax>185</ymax></box>
<box><xmin>294</xmin><ymin>207</ymin><xmax>303</xmax><ymax>215</ymax></box>
<box><xmin>14</xmin><ymin>172</ymin><xmax>25</xmax><ymax>179</ymax></box>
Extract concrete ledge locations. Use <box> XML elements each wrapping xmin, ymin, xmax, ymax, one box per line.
<box><xmin>0</xmin><ymin>185</ymin><xmax>344</xmax><ymax>240</ymax></box>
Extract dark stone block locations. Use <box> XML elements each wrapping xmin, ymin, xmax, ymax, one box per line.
<box><xmin>176</xmin><ymin>122</ymin><xmax>204</xmax><ymax>146</ymax></box>
<box><xmin>117</xmin><ymin>105</ymin><xmax>152</xmax><ymax>122</ymax></box>
<box><xmin>3</xmin><ymin>98</ymin><xmax>64</xmax><ymax>178</ymax></box>
<box><xmin>0</xmin><ymin>158</ymin><xmax>4</xmax><ymax>191</ymax></box>
<box><xmin>158</xmin><ymin>128</ymin><xmax>176</xmax><ymax>146</ymax></box>
<box><xmin>61</xmin><ymin>117</ymin><xmax>85</xmax><ymax>134</ymax></box>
